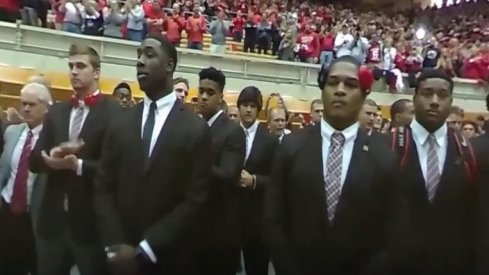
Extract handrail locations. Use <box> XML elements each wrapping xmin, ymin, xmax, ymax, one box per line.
<box><xmin>0</xmin><ymin>21</ymin><xmax>485</xmax><ymax>101</ymax></box>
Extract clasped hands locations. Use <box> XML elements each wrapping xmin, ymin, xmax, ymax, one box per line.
<box><xmin>240</xmin><ymin>170</ymin><xmax>255</xmax><ymax>189</ymax></box>
<box><xmin>41</xmin><ymin>140</ymin><xmax>85</xmax><ymax>171</ymax></box>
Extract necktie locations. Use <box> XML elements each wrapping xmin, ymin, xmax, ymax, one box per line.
<box><xmin>142</xmin><ymin>102</ymin><xmax>157</xmax><ymax>159</ymax></box>
<box><xmin>325</xmin><ymin>132</ymin><xmax>345</xmax><ymax>222</ymax></box>
<box><xmin>244</xmin><ymin>129</ymin><xmax>250</xmax><ymax>162</ymax></box>
<box><xmin>11</xmin><ymin>130</ymin><xmax>34</xmax><ymax>215</ymax></box>
<box><xmin>426</xmin><ymin>134</ymin><xmax>440</xmax><ymax>202</ymax></box>
<box><xmin>70</xmin><ymin>107</ymin><xmax>85</xmax><ymax>141</ymax></box>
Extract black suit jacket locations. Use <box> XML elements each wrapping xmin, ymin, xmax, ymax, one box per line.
<box><xmin>391</xmin><ymin>127</ymin><xmax>483</xmax><ymax>275</ymax></box>
<box><xmin>264</xmin><ymin>125</ymin><xmax>399</xmax><ymax>275</ymax></box>
<box><xmin>464</xmin><ymin>133</ymin><xmax>489</xmax><ymax>275</ymax></box>
<box><xmin>29</xmin><ymin>96</ymin><xmax>121</xmax><ymax>243</ymax></box>
<box><xmin>203</xmin><ymin>112</ymin><xmax>246</xmax><ymax>246</ymax></box>
<box><xmin>94</xmin><ymin>100</ymin><xmax>212</xmax><ymax>273</ymax></box>
<box><xmin>239</xmin><ymin>124</ymin><xmax>277</xmax><ymax>240</ymax></box>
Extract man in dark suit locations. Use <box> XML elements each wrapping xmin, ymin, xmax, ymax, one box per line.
<box><xmin>237</xmin><ymin>86</ymin><xmax>278</xmax><ymax>275</ymax></box>
<box><xmin>264</xmin><ymin>55</ymin><xmax>399</xmax><ymax>275</ymax></box>
<box><xmin>94</xmin><ymin>34</ymin><xmax>212</xmax><ymax>275</ymax></box>
<box><xmin>196</xmin><ymin>67</ymin><xmax>246</xmax><ymax>275</ymax></box>
<box><xmin>29</xmin><ymin>44</ymin><xmax>120</xmax><ymax>275</ymax></box>
<box><xmin>389</xmin><ymin>69</ymin><xmax>485</xmax><ymax>275</ymax></box>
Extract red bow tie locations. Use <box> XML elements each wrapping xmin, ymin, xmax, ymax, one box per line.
<box><xmin>71</xmin><ymin>92</ymin><xmax>101</xmax><ymax>108</ymax></box>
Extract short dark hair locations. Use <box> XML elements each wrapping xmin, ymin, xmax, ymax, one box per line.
<box><xmin>199</xmin><ymin>67</ymin><xmax>226</xmax><ymax>92</ymax></box>
<box><xmin>390</xmin><ymin>99</ymin><xmax>411</xmax><ymax>122</ymax></box>
<box><xmin>310</xmin><ymin>99</ymin><xmax>322</xmax><ymax>110</ymax></box>
<box><xmin>113</xmin><ymin>82</ymin><xmax>131</xmax><ymax>96</ymax></box>
<box><xmin>146</xmin><ymin>33</ymin><xmax>178</xmax><ymax>72</ymax></box>
<box><xmin>173</xmin><ymin>77</ymin><xmax>189</xmax><ymax>89</ymax></box>
<box><xmin>415</xmin><ymin>68</ymin><xmax>454</xmax><ymax>94</ymax></box>
<box><xmin>449</xmin><ymin>105</ymin><xmax>464</xmax><ymax>117</ymax></box>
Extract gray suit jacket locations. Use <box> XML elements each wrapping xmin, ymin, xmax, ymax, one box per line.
<box><xmin>0</xmin><ymin>123</ymin><xmax>46</xmax><ymax>230</ymax></box>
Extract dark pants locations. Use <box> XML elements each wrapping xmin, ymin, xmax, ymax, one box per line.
<box><xmin>0</xmin><ymin>8</ymin><xmax>19</xmax><ymax>23</ymax></box>
<box><xmin>0</xmin><ymin>199</ymin><xmax>36</xmax><ymax>275</ymax></box>
<box><xmin>198</xmin><ymin>245</ymin><xmax>241</xmax><ymax>275</ymax></box>
<box><xmin>37</xmin><ymin>227</ymin><xmax>107</xmax><ymax>275</ymax></box>
<box><xmin>242</xmin><ymin>235</ymin><xmax>269</xmax><ymax>275</ymax></box>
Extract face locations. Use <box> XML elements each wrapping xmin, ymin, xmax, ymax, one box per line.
<box><xmin>20</xmin><ymin>90</ymin><xmax>48</xmax><ymax>127</ymax></box>
<box><xmin>462</xmin><ymin>123</ymin><xmax>476</xmax><ymax>139</ymax></box>
<box><xmin>239</xmin><ymin>102</ymin><xmax>259</xmax><ymax>127</ymax></box>
<box><xmin>413</xmin><ymin>78</ymin><xmax>453</xmax><ymax>132</ymax></box>
<box><xmin>137</xmin><ymin>38</ymin><xmax>174</xmax><ymax>95</ymax></box>
<box><xmin>113</xmin><ymin>87</ymin><xmax>132</xmax><ymax>108</ymax></box>
<box><xmin>447</xmin><ymin>113</ymin><xmax>462</xmax><ymax>131</ymax></box>
<box><xmin>68</xmin><ymin>54</ymin><xmax>99</xmax><ymax>93</ymax></box>
<box><xmin>198</xmin><ymin>78</ymin><xmax>222</xmax><ymax>119</ymax></box>
<box><xmin>310</xmin><ymin>102</ymin><xmax>323</xmax><ymax>124</ymax></box>
<box><xmin>322</xmin><ymin>61</ymin><xmax>364</xmax><ymax>127</ymax></box>
<box><xmin>395</xmin><ymin>102</ymin><xmax>415</xmax><ymax>126</ymax></box>
<box><xmin>227</xmin><ymin>105</ymin><xmax>240</xmax><ymax>123</ymax></box>
<box><xmin>359</xmin><ymin>104</ymin><xmax>378</xmax><ymax>129</ymax></box>
<box><xmin>174</xmin><ymin>82</ymin><xmax>189</xmax><ymax>102</ymax></box>
<box><xmin>268</xmin><ymin>108</ymin><xmax>286</xmax><ymax>136</ymax></box>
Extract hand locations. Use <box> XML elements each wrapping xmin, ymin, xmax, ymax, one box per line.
<box><xmin>58</xmin><ymin>140</ymin><xmax>85</xmax><ymax>156</ymax></box>
<box><xmin>6</xmin><ymin>107</ymin><xmax>23</xmax><ymax>124</ymax></box>
<box><xmin>41</xmin><ymin>151</ymin><xmax>79</xmax><ymax>171</ymax></box>
<box><xmin>106</xmin><ymin>244</ymin><xmax>140</xmax><ymax>275</ymax></box>
<box><xmin>240</xmin><ymin>170</ymin><xmax>254</xmax><ymax>189</ymax></box>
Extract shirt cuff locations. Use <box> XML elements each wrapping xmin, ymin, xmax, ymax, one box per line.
<box><xmin>139</xmin><ymin>240</ymin><xmax>157</xmax><ymax>263</ymax></box>
<box><xmin>76</xmin><ymin>159</ymin><xmax>83</xmax><ymax>176</ymax></box>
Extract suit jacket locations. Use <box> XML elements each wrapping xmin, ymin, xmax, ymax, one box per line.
<box><xmin>264</xmin><ymin>125</ymin><xmax>399</xmax><ymax>275</ymax></box>
<box><xmin>0</xmin><ymin>123</ymin><xmax>46</xmax><ymax>230</ymax></box>
<box><xmin>29</xmin><ymin>96</ymin><xmax>121</xmax><ymax>243</ymax></box>
<box><xmin>94</xmin><ymin>100</ymin><xmax>212</xmax><ymax>273</ymax></box>
<box><xmin>203</xmin><ymin>112</ymin><xmax>246</xmax><ymax>246</ymax></box>
<box><xmin>239</xmin><ymin>124</ymin><xmax>277</xmax><ymax>240</ymax></box>
<box><xmin>390</xmin><ymin>127</ymin><xmax>482</xmax><ymax>275</ymax></box>
<box><xmin>462</xmin><ymin>133</ymin><xmax>489</xmax><ymax>275</ymax></box>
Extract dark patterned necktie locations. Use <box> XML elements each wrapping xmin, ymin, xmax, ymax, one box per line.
<box><xmin>325</xmin><ymin>132</ymin><xmax>345</xmax><ymax>222</ymax></box>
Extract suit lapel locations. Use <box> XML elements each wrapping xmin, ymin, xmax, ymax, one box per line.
<box><xmin>146</xmin><ymin>101</ymin><xmax>183</xmax><ymax>172</ymax></box>
<box><xmin>245</xmin><ymin>125</ymin><xmax>264</xmax><ymax>166</ymax></box>
<box><xmin>0</xmin><ymin>124</ymin><xmax>26</xmax><ymax>189</ymax></box>
<box><xmin>434</xmin><ymin>132</ymin><xmax>461</xmax><ymax>202</ymax></box>
<box><xmin>79</xmin><ymin>97</ymin><xmax>106</xmax><ymax>140</ymax></box>
<box><xmin>58</xmin><ymin>102</ymin><xmax>72</xmax><ymax>142</ymax></box>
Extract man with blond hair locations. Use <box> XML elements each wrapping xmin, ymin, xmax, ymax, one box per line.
<box><xmin>0</xmin><ymin>82</ymin><xmax>52</xmax><ymax>275</ymax></box>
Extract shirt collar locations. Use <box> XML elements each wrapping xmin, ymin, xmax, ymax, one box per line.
<box><xmin>143</xmin><ymin>92</ymin><xmax>177</xmax><ymax>113</ymax></box>
<box><xmin>207</xmin><ymin>110</ymin><xmax>223</xmax><ymax>127</ymax></box>
<box><xmin>26</xmin><ymin>123</ymin><xmax>43</xmax><ymax>136</ymax></box>
<box><xmin>410</xmin><ymin>119</ymin><xmax>447</xmax><ymax>146</ymax></box>
<box><xmin>241</xmin><ymin>120</ymin><xmax>259</xmax><ymax>135</ymax></box>
<box><xmin>320</xmin><ymin>118</ymin><xmax>359</xmax><ymax>143</ymax></box>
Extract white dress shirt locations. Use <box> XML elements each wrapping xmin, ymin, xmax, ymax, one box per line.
<box><xmin>1</xmin><ymin>124</ymin><xmax>43</xmax><ymax>207</ymax></box>
<box><xmin>70</xmin><ymin>90</ymin><xmax>100</xmax><ymax>176</ymax></box>
<box><xmin>139</xmin><ymin>92</ymin><xmax>177</xmax><ymax>263</ymax></box>
<box><xmin>321</xmin><ymin>119</ymin><xmax>359</xmax><ymax>188</ymax></box>
<box><xmin>278</xmin><ymin>128</ymin><xmax>291</xmax><ymax>143</ymax></box>
<box><xmin>241</xmin><ymin>120</ymin><xmax>259</xmax><ymax>162</ymax></box>
<box><xmin>410</xmin><ymin>119</ymin><xmax>447</xmax><ymax>182</ymax></box>
<box><xmin>207</xmin><ymin>110</ymin><xmax>223</xmax><ymax>127</ymax></box>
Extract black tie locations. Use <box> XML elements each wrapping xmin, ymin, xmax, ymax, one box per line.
<box><xmin>142</xmin><ymin>102</ymin><xmax>157</xmax><ymax>161</ymax></box>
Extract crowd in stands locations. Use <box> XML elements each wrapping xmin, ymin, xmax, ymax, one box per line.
<box><xmin>0</xmin><ymin>0</ymin><xmax>489</xmax><ymax>88</ymax></box>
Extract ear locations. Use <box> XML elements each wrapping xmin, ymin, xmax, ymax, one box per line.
<box><xmin>94</xmin><ymin>67</ymin><xmax>101</xmax><ymax>81</ymax></box>
<box><xmin>167</xmin><ymin>58</ymin><xmax>175</xmax><ymax>74</ymax></box>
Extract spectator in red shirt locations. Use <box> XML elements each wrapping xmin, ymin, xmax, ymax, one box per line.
<box><xmin>295</xmin><ymin>23</ymin><xmax>320</xmax><ymax>63</ymax></box>
<box><xmin>0</xmin><ymin>0</ymin><xmax>20</xmax><ymax>22</ymax></box>
<box><xmin>185</xmin><ymin>7</ymin><xmax>206</xmax><ymax>50</ymax></box>
<box><xmin>163</xmin><ymin>3</ymin><xmax>186</xmax><ymax>46</ymax></box>
<box><xmin>143</xmin><ymin>0</ymin><xmax>164</xmax><ymax>35</ymax></box>
<box><xmin>231</xmin><ymin>10</ymin><xmax>245</xmax><ymax>42</ymax></box>
<box><xmin>366</xmin><ymin>34</ymin><xmax>382</xmax><ymax>67</ymax></box>
<box><xmin>319</xmin><ymin>25</ymin><xmax>334</xmax><ymax>66</ymax></box>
